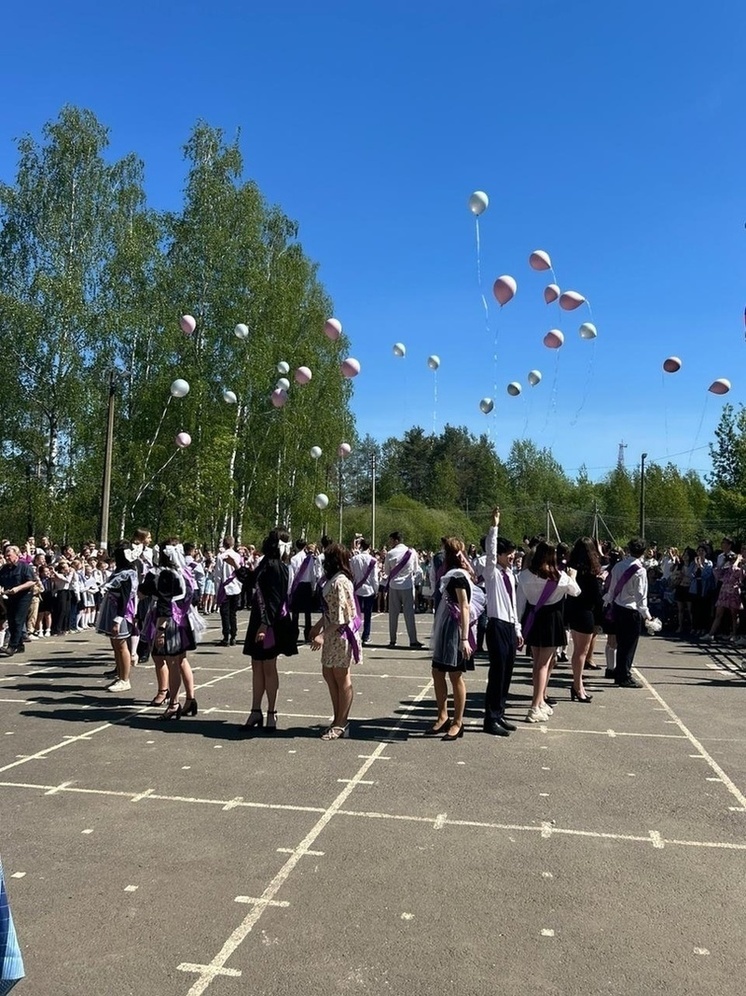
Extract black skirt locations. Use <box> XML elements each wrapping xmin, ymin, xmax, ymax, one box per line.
<box><xmin>524</xmin><ymin>601</ymin><xmax>566</xmax><ymax>648</ymax></box>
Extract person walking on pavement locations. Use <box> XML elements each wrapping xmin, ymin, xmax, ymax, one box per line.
<box><xmin>350</xmin><ymin>539</ymin><xmax>379</xmax><ymax>645</ymax></box>
<box><xmin>215</xmin><ymin>536</ymin><xmax>243</xmax><ymax>646</ymax></box>
<box><xmin>0</xmin><ymin>546</ymin><xmax>37</xmax><ymax>657</ymax></box>
<box><xmin>482</xmin><ymin>507</ymin><xmax>523</xmax><ymax>736</ymax></box>
<box><xmin>603</xmin><ymin>537</ymin><xmax>653</xmax><ymax>688</ymax></box>
<box><xmin>384</xmin><ymin>532</ymin><xmax>423</xmax><ymax>648</ymax></box>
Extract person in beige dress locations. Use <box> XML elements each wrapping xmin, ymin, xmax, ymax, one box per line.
<box><xmin>309</xmin><ymin>543</ymin><xmax>362</xmax><ymax>740</ymax></box>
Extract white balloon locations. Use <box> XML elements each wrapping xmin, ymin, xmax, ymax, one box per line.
<box><xmin>427</xmin><ymin>355</ymin><xmax>440</xmax><ymax>371</ymax></box>
<box><xmin>314</xmin><ymin>493</ymin><xmax>329</xmax><ymax>510</ymax></box>
<box><xmin>479</xmin><ymin>398</ymin><xmax>494</xmax><ymax>414</ymax></box>
<box><xmin>234</xmin><ymin>323</ymin><xmax>249</xmax><ymax>340</ymax></box>
<box><xmin>277</xmin><ymin>361</ymin><xmax>290</xmax><ymax>375</ymax></box>
<box><xmin>338</xmin><ymin>442</ymin><xmax>352</xmax><ymax>458</ymax></box>
<box><xmin>579</xmin><ymin>322</ymin><xmax>597</xmax><ymax>340</ymax></box>
<box><xmin>324</xmin><ymin>318</ymin><xmax>342</xmax><ymax>341</ymax></box>
<box><xmin>222</xmin><ymin>389</ymin><xmax>238</xmax><ymax>404</ymax></box>
<box><xmin>295</xmin><ymin>366</ymin><xmax>312</xmax><ymax>385</ymax></box>
<box><xmin>271</xmin><ymin>388</ymin><xmax>288</xmax><ymax>408</ymax></box>
<box><xmin>170</xmin><ymin>378</ymin><xmax>190</xmax><ymax>399</ymax></box>
<box><xmin>393</xmin><ymin>342</ymin><xmax>406</xmax><ymax>358</ymax></box>
<box><xmin>276</xmin><ymin>377</ymin><xmax>290</xmax><ymax>391</ymax></box>
<box><xmin>528</xmin><ymin>370</ymin><xmax>542</xmax><ymax>387</ymax></box>
<box><xmin>468</xmin><ymin>191</ymin><xmax>489</xmax><ymax>216</ymax></box>
<box><xmin>310</xmin><ymin>446</ymin><xmax>322</xmax><ymax>459</ymax></box>
<box><xmin>507</xmin><ymin>382</ymin><xmax>522</xmax><ymax>397</ymax></box>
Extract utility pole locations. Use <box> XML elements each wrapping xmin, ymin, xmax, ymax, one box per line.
<box><xmin>639</xmin><ymin>452</ymin><xmax>648</xmax><ymax>539</ymax></box>
<box><xmin>338</xmin><ymin>461</ymin><xmax>344</xmax><ymax>542</ymax></box>
<box><xmin>617</xmin><ymin>440</ymin><xmax>627</xmax><ymax>468</ymax></box>
<box><xmin>99</xmin><ymin>370</ymin><xmax>116</xmax><ymax>550</ymax></box>
<box><xmin>370</xmin><ymin>451</ymin><xmax>377</xmax><ymax>547</ymax></box>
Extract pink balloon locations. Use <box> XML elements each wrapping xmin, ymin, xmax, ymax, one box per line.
<box><xmin>543</xmin><ymin>330</ymin><xmax>564</xmax><ymax>349</ymax></box>
<box><xmin>180</xmin><ymin>314</ymin><xmax>196</xmax><ymax>335</ymax></box>
<box><xmin>663</xmin><ymin>357</ymin><xmax>682</xmax><ymax>374</ymax></box>
<box><xmin>271</xmin><ymin>388</ymin><xmax>288</xmax><ymax>408</ymax></box>
<box><xmin>295</xmin><ymin>366</ymin><xmax>312</xmax><ymax>385</ymax></box>
<box><xmin>175</xmin><ymin>431</ymin><xmax>192</xmax><ymax>448</ymax></box>
<box><xmin>324</xmin><ymin>318</ymin><xmax>342</xmax><ymax>341</ymax></box>
<box><xmin>543</xmin><ymin>284</ymin><xmax>560</xmax><ymax>304</ymax></box>
<box><xmin>493</xmin><ymin>275</ymin><xmax>517</xmax><ymax>307</ymax></box>
<box><xmin>559</xmin><ymin>290</ymin><xmax>586</xmax><ymax>311</ymax></box>
<box><xmin>529</xmin><ymin>250</ymin><xmax>552</xmax><ymax>271</ymax></box>
<box><xmin>708</xmin><ymin>378</ymin><xmax>731</xmax><ymax>396</ymax></box>
<box><xmin>341</xmin><ymin>357</ymin><xmax>361</xmax><ymax>378</ymax></box>
<box><xmin>338</xmin><ymin>442</ymin><xmax>352</xmax><ymax>458</ymax></box>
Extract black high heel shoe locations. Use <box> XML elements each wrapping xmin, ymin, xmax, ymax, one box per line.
<box><xmin>442</xmin><ymin>722</ymin><xmax>464</xmax><ymax>741</ymax></box>
<box><xmin>425</xmin><ymin>717</ymin><xmax>451</xmax><ymax>735</ymax></box>
<box><xmin>243</xmin><ymin>708</ymin><xmax>264</xmax><ymax>730</ymax></box>
<box><xmin>571</xmin><ymin>687</ymin><xmax>593</xmax><ymax>703</ymax></box>
<box><xmin>265</xmin><ymin>710</ymin><xmax>278</xmax><ymax>735</ymax></box>
<box><xmin>182</xmin><ymin>697</ymin><xmax>198</xmax><ymax>717</ymax></box>
<box><xmin>159</xmin><ymin>703</ymin><xmax>182</xmax><ymax>721</ymax></box>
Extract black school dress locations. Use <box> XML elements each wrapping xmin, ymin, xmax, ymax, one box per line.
<box><xmin>243</xmin><ymin>559</ymin><xmax>299</xmax><ymax>661</ymax></box>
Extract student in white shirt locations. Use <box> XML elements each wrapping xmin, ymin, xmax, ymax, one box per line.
<box><xmin>350</xmin><ymin>539</ymin><xmax>379</xmax><ymax>645</ymax></box>
<box><xmin>384</xmin><ymin>532</ymin><xmax>423</xmax><ymax>649</ymax></box>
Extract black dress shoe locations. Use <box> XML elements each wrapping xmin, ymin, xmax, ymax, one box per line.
<box><xmin>605</xmin><ymin>669</ymin><xmax>616</xmax><ymax>679</ymax></box>
<box><xmin>217</xmin><ymin>639</ymin><xmax>229</xmax><ymax>647</ymax></box>
<box><xmin>615</xmin><ymin>677</ymin><xmax>642</xmax><ymax>688</ymax></box>
<box><xmin>388</xmin><ymin>642</ymin><xmax>397</xmax><ymax>649</ymax></box>
<box><xmin>229</xmin><ymin>637</ymin><xmax>236</xmax><ymax>646</ymax></box>
<box><xmin>483</xmin><ymin>721</ymin><xmax>510</xmax><ymax>737</ymax></box>
<box><xmin>409</xmin><ymin>642</ymin><xmax>425</xmax><ymax>649</ymax></box>
<box><xmin>0</xmin><ymin>647</ymin><xmax>16</xmax><ymax>657</ymax></box>
<box><xmin>498</xmin><ymin>718</ymin><xmax>517</xmax><ymax>731</ymax></box>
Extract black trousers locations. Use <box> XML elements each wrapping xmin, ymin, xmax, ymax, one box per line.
<box><xmin>6</xmin><ymin>592</ymin><xmax>33</xmax><ymax>650</ymax></box>
<box><xmin>613</xmin><ymin>605</ymin><xmax>641</xmax><ymax>682</ymax></box>
<box><xmin>484</xmin><ymin>618</ymin><xmax>516</xmax><ymax>723</ymax></box>
<box><xmin>291</xmin><ymin>582</ymin><xmax>314</xmax><ymax>639</ymax></box>
<box><xmin>220</xmin><ymin>593</ymin><xmax>240</xmax><ymax>640</ymax></box>
<box><xmin>358</xmin><ymin>594</ymin><xmax>375</xmax><ymax>642</ymax></box>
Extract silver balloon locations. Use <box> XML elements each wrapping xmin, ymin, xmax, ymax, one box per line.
<box><xmin>479</xmin><ymin>398</ymin><xmax>494</xmax><ymax>414</ymax></box>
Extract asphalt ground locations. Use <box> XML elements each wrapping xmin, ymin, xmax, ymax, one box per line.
<box><xmin>1</xmin><ymin>613</ymin><xmax>745</xmax><ymax>996</ymax></box>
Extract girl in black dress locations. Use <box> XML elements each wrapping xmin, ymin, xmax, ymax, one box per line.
<box><xmin>566</xmin><ymin>537</ymin><xmax>604</xmax><ymax>702</ymax></box>
<box><xmin>242</xmin><ymin>529</ymin><xmax>299</xmax><ymax>733</ymax></box>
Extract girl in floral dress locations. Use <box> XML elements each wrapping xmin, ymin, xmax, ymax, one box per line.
<box><xmin>703</xmin><ymin>553</ymin><xmax>744</xmax><ymax>642</ymax></box>
<box><xmin>309</xmin><ymin>543</ymin><xmax>362</xmax><ymax>740</ymax></box>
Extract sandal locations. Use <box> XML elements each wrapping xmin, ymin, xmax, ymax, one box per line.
<box><xmin>320</xmin><ymin>725</ymin><xmax>349</xmax><ymax>740</ymax></box>
<box><xmin>243</xmin><ymin>708</ymin><xmax>264</xmax><ymax>730</ymax></box>
<box><xmin>159</xmin><ymin>703</ymin><xmax>182</xmax><ymax>721</ymax></box>
<box><xmin>150</xmin><ymin>689</ymin><xmax>170</xmax><ymax>707</ymax></box>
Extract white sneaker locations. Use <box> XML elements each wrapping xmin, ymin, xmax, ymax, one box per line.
<box><xmin>107</xmin><ymin>679</ymin><xmax>131</xmax><ymax>692</ymax></box>
<box><xmin>541</xmin><ymin>702</ymin><xmax>554</xmax><ymax>716</ymax></box>
<box><xmin>701</xmin><ymin>634</ymin><xmax>714</xmax><ymax>644</ymax></box>
<box><xmin>526</xmin><ymin>706</ymin><xmax>548</xmax><ymax>723</ymax></box>
<box><xmin>27</xmin><ymin>633</ymin><xmax>40</xmax><ymax>640</ymax></box>
<box><xmin>44</xmin><ymin>630</ymin><xmax>51</xmax><ymax>638</ymax></box>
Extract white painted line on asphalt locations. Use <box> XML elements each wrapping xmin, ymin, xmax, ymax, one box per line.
<box><xmin>693</xmin><ymin>948</ymin><xmax>710</xmax><ymax>955</ymax></box>
<box><xmin>728</xmin><ymin>807</ymin><xmax>745</xmax><ymax>812</ymax></box>
<box><xmin>45</xmin><ymin>779</ymin><xmax>74</xmax><ymax>795</ymax></box>
<box><xmin>124</xmin><ymin>885</ymin><xmax>138</xmax><ymax>892</ymax></box>
<box><xmin>130</xmin><ymin>788</ymin><xmax>155</xmax><ymax>803</ymax></box>
<box><xmin>178</xmin><ymin>678</ymin><xmax>436</xmax><ymax>996</ymax></box>
<box><xmin>649</xmin><ymin>831</ymin><xmax>665</xmax><ymax>848</ymax></box>
<box><xmin>357</xmin><ymin>754</ymin><xmax>391</xmax><ymax>760</ymax></box>
<box><xmin>606</xmin><ymin>729</ymin><xmax>617</xmax><ymax>738</ymax></box>
<box><xmin>234</xmin><ymin>896</ymin><xmax>289</xmax><ymax>908</ymax></box>
<box><xmin>10</xmin><ymin>872</ymin><xmax>25</xmax><ymax>878</ymax></box>
<box><xmin>541</xmin><ymin>822</ymin><xmax>553</xmax><ymax>838</ymax></box>
<box><xmin>433</xmin><ymin>813</ymin><xmax>447</xmax><ymax>830</ymax></box>
<box><xmin>276</xmin><ymin>847</ymin><xmax>325</xmax><ymax>856</ymax></box>
<box><xmin>541</xmin><ymin>929</ymin><xmax>555</xmax><ymax>936</ymax></box>
<box><xmin>636</xmin><ymin>670</ymin><xmax>746</xmax><ymax>810</ymax></box>
<box><xmin>82</xmin><ymin>829</ymin><xmax>94</xmax><ymax>834</ymax></box>
<box><xmin>0</xmin><ymin>664</ymin><xmax>254</xmax><ymax>775</ymax></box>
<box><xmin>222</xmin><ymin>797</ymin><xmax>244</xmax><ymax>811</ymax></box>
<box><xmin>178</xmin><ymin>964</ymin><xmax>242</xmax><ymax>980</ymax></box>
<box><xmin>541</xmin><ymin>872</ymin><xmax>553</xmax><ymax>878</ymax></box>
<box><xmin>401</xmin><ymin>912</ymin><xmax>414</xmax><ymax>920</ymax></box>
<box><xmin>337</xmin><ymin>778</ymin><xmax>374</xmax><ymax>785</ymax></box>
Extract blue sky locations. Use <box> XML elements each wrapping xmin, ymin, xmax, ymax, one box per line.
<box><xmin>2</xmin><ymin>0</ymin><xmax>744</xmax><ymax>480</ymax></box>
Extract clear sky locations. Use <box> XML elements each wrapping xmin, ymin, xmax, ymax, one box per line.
<box><xmin>3</xmin><ymin>0</ymin><xmax>744</xmax><ymax>481</ymax></box>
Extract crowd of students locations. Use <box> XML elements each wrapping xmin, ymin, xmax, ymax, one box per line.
<box><xmin>1</xmin><ymin>521</ymin><xmax>737</xmax><ymax>738</ymax></box>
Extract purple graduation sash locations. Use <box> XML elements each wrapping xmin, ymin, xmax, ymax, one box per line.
<box><xmin>522</xmin><ymin>578</ymin><xmax>559</xmax><ymax>640</ymax></box>
<box><xmin>289</xmin><ymin>554</ymin><xmax>314</xmax><ymax>603</ymax></box>
<box><xmin>604</xmin><ymin>563</ymin><xmax>641</xmax><ymax>620</ymax></box>
<box><xmin>382</xmin><ymin>549</ymin><xmax>412</xmax><ymax>590</ymax></box>
<box><xmin>353</xmin><ymin>558</ymin><xmax>376</xmax><ymax>593</ymax></box>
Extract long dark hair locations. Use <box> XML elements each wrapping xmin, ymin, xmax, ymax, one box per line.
<box><xmin>530</xmin><ymin>541</ymin><xmax>560</xmax><ymax>581</ymax></box>
<box><xmin>323</xmin><ymin>542</ymin><xmax>353</xmax><ymax>582</ymax></box>
<box><xmin>112</xmin><ymin>540</ymin><xmax>132</xmax><ymax>572</ymax></box>
<box><xmin>568</xmin><ymin>536</ymin><xmax>601</xmax><ymax>576</ymax></box>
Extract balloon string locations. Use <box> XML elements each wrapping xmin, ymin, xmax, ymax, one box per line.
<box><xmin>542</xmin><ymin>351</ymin><xmax>561</xmax><ymax>435</ymax></box>
<box><xmin>433</xmin><ymin>372</ymin><xmax>438</xmax><ymax>433</ymax></box>
<box><xmin>142</xmin><ymin>395</ymin><xmax>172</xmax><ymax>479</ymax></box>
<box><xmin>475</xmin><ymin>217</ymin><xmax>490</xmax><ymax>334</ymax></box>
<box><xmin>570</xmin><ymin>338</ymin><xmax>596</xmax><ymax>427</ymax></box>
<box><xmin>662</xmin><ymin>371</ymin><xmax>670</xmax><ymax>458</ymax></box>
<box><xmin>687</xmin><ymin>395</ymin><xmax>709</xmax><ymax>471</ymax></box>
<box><xmin>132</xmin><ymin>449</ymin><xmax>179</xmax><ymax>509</ymax></box>
<box><xmin>584</xmin><ymin>298</ymin><xmax>594</xmax><ymax>320</ymax></box>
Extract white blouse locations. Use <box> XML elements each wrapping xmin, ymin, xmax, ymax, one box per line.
<box><xmin>516</xmin><ymin>570</ymin><xmax>580</xmax><ymax>619</ymax></box>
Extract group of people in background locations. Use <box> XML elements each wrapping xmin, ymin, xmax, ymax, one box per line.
<box><xmin>0</xmin><ymin>520</ymin><xmax>739</xmax><ymax>739</ymax></box>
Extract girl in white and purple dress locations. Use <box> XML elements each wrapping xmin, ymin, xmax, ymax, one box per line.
<box><xmin>96</xmin><ymin>542</ymin><xmax>139</xmax><ymax>692</ymax></box>
<box><xmin>139</xmin><ymin>543</ymin><xmax>203</xmax><ymax>719</ymax></box>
